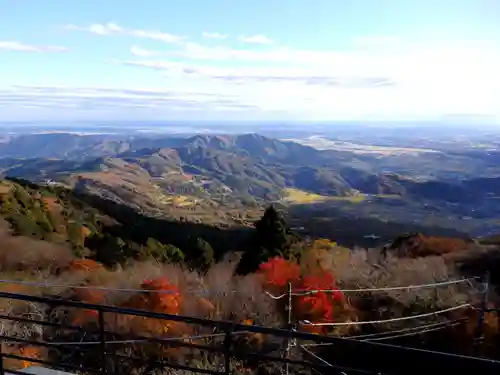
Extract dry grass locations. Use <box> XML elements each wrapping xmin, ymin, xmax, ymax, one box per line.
<box><xmin>41</xmin><ymin>196</ymin><xmax>62</xmax><ymax>213</ymax></box>
<box><xmin>77</xmin><ymin>172</ymin><xmax>127</xmax><ymax>186</ymax></box>
<box><xmin>0</xmin><ymin>225</ymin><xmax>495</xmax><ymax>370</ymax></box>
<box><xmin>299</xmin><ymin>240</ymin><xmax>476</xmax><ymax>332</ymax></box>
<box><xmin>0</xmin><ymin>218</ymin><xmax>75</xmax><ymax>274</ymax></box>
<box><xmin>390</xmin><ymin>233</ymin><xmax>471</xmax><ymax>257</ymax></box>
<box><xmin>282</xmin><ymin>188</ymin><xmax>366</xmax><ymax>204</ymax></box>
<box><xmin>157</xmin><ymin>195</ymin><xmax>198</xmax><ymax>208</ymax></box>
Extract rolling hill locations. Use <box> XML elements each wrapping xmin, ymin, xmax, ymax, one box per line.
<box><xmin>0</xmin><ymin>132</ymin><xmax>499</xmax><ymax>240</ymax></box>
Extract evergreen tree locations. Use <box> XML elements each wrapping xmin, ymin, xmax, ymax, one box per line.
<box><xmin>236</xmin><ymin>205</ymin><xmax>295</xmax><ymax>274</ymax></box>
<box><xmin>254</xmin><ymin>205</ymin><xmax>291</xmax><ymax>252</ymax></box>
<box><xmin>187</xmin><ymin>236</ymin><xmax>215</xmax><ymax>270</ymax></box>
<box><xmin>143</xmin><ymin>237</ymin><xmax>184</xmax><ymax>263</ymax></box>
<box><xmin>88</xmin><ymin>234</ymin><xmax>132</xmax><ymax>266</ymax></box>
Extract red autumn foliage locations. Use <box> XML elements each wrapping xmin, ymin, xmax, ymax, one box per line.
<box><xmin>258</xmin><ymin>256</ymin><xmax>354</xmax><ymax>335</ymax></box>
<box><xmin>295</xmin><ymin>271</ymin><xmax>344</xmax><ymax>323</ymax></box>
<box><xmin>258</xmin><ymin>256</ymin><xmax>300</xmax><ymax>291</ymax></box>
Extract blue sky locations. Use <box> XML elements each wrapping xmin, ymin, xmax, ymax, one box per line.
<box><xmin>1</xmin><ymin>0</ymin><xmax>500</xmax><ymax>121</ymax></box>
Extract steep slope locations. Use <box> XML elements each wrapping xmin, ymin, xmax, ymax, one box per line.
<box><xmin>0</xmin><ymin>178</ymin><xmax>251</xmax><ymax>267</ymax></box>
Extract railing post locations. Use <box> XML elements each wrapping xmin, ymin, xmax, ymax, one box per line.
<box><xmin>98</xmin><ymin>307</ymin><xmax>107</xmax><ymax>374</ymax></box>
<box><xmin>474</xmin><ymin>271</ymin><xmax>490</xmax><ymax>356</ymax></box>
<box><xmin>284</xmin><ymin>282</ymin><xmax>293</xmax><ymax>375</ymax></box>
<box><xmin>223</xmin><ymin>325</ymin><xmax>233</xmax><ymax>375</ymax></box>
<box><xmin>0</xmin><ymin>343</ymin><xmax>4</xmax><ymax>375</ymax></box>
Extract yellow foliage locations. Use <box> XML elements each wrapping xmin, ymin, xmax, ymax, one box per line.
<box><xmin>301</xmin><ymin>239</ymin><xmax>350</xmax><ymax>273</ymax></box>
<box><xmin>282</xmin><ymin>188</ymin><xmax>366</xmax><ymax>204</ymax></box>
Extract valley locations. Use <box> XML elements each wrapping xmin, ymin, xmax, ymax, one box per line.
<box><xmin>1</xmin><ymin>124</ymin><xmax>500</xmax><ymax>371</ymax></box>
<box><xmin>0</xmin><ymin>127</ymin><xmax>499</xmax><ymax>246</ymax></box>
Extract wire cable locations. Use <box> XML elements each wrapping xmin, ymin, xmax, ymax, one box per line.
<box><xmin>0</xmin><ymin>279</ymin><xmax>225</xmax><ymax>295</ymax></box>
<box><xmin>301</xmin><ymin>318</ymin><xmax>467</xmax><ymax>346</ymax></box>
<box><xmin>300</xmin><ymin>345</ymin><xmax>333</xmax><ymax>368</ymax></box>
<box><xmin>46</xmin><ymin>331</ymin><xmax>248</xmax><ymax>346</ymax></box>
<box><xmin>364</xmin><ymin>321</ymin><xmax>463</xmax><ymax>341</ymax></box>
<box><xmin>300</xmin><ymin>303</ymin><xmax>471</xmax><ymax>327</ymax></box>
<box><xmin>265</xmin><ymin>277</ymin><xmax>478</xmax><ymax>299</ymax></box>
<box><xmin>299</xmin><ymin>345</ymin><xmax>374</xmax><ymax>374</ymax></box>
<box><xmin>0</xmin><ymin>276</ymin><xmax>478</xmax><ymax>298</ymax></box>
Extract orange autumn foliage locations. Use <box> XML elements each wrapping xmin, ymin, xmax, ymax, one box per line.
<box><xmin>73</xmin><ymin>288</ymin><xmax>107</xmax><ymax>304</ymax></box>
<box><xmin>0</xmin><ymin>283</ymin><xmax>31</xmax><ymax>294</ymax></box>
<box><xmin>111</xmin><ymin>277</ymin><xmax>193</xmax><ymax>359</ymax></box>
<box><xmin>138</xmin><ymin>278</ymin><xmax>182</xmax><ymax>314</ymax></box>
<box><xmin>390</xmin><ymin>233</ymin><xmax>469</xmax><ymax>257</ymax></box>
<box><xmin>20</xmin><ymin>346</ymin><xmax>42</xmax><ymax>368</ymax></box>
<box><xmin>118</xmin><ymin>277</ymin><xmax>186</xmax><ymax>337</ymax></box>
<box><xmin>67</xmin><ymin>259</ymin><xmax>103</xmax><ymax>272</ymax></box>
<box><xmin>70</xmin><ymin>287</ymin><xmax>106</xmax><ymax>325</ymax></box>
<box><xmin>1</xmin><ymin>345</ymin><xmax>43</xmax><ymax>370</ymax></box>
<box><xmin>196</xmin><ymin>297</ymin><xmax>215</xmax><ymax>315</ymax></box>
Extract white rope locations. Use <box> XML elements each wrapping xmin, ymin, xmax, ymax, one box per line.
<box><xmin>299</xmin><ymin>345</ymin><xmax>333</xmax><ymax>368</ymax></box>
<box><xmin>47</xmin><ymin>331</ymin><xmax>243</xmax><ymax>346</ymax></box>
<box><xmin>300</xmin><ymin>303</ymin><xmax>471</xmax><ymax>327</ymax></box>
<box><xmin>301</xmin><ymin>319</ymin><xmax>466</xmax><ymax>346</ymax></box>
<box><xmin>0</xmin><ymin>276</ymin><xmax>478</xmax><ymax>298</ymax></box>
<box><xmin>364</xmin><ymin>321</ymin><xmax>463</xmax><ymax>341</ymax></box>
<box><xmin>0</xmin><ymin>279</ymin><xmax>227</xmax><ymax>295</ymax></box>
<box><xmin>266</xmin><ymin>277</ymin><xmax>477</xmax><ymax>299</ymax></box>
<box><xmin>300</xmin><ymin>344</ymin><xmax>363</xmax><ymax>375</ymax></box>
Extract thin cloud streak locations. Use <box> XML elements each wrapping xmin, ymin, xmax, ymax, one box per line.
<box><xmin>202</xmin><ymin>32</ymin><xmax>227</xmax><ymax>40</ymax></box>
<box><xmin>239</xmin><ymin>34</ymin><xmax>273</xmax><ymax>44</ymax></box>
<box><xmin>0</xmin><ymin>85</ymin><xmax>257</xmax><ymax>111</ymax></box>
<box><xmin>130</xmin><ymin>46</ymin><xmax>159</xmax><ymax>57</ymax></box>
<box><xmin>119</xmin><ymin>59</ymin><xmax>396</xmax><ymax>88</ymax></box>
<box><xmin>64</xmin><ymin>22</ymin><xmax>186</xmax><ymax>44</ymax></box>
<box><xmin>0</xmin><ymin>41</ymin><xmax>68</xmax><ymax>53</ymax></box>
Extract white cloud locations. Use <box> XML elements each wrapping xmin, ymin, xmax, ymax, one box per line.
<box><xmin>130</xmin><ymin>29</ymin><xmax>185</xmax><ymax>44</ymax></box>
<box><xmin>119</xmin><ymin>58</ymin><xmax>394</xmax><ymax>89</ymax></box>
<box><xmin>130</xmin><ymin>46</ymin><xmax>159</xmax><ymax>57</ymax></box>
<box><xmin>65</xmin><ymin>22</ymin><xmax>186</xmax><ymax>43</ymax></box>
<box><xmin>88</xmin><ymin>23</ymin><xmax>122</xmax><ymax>35</ymax></box>
<box><xmin>202</xmin><ymin>32</ymin><xmax>227</xmax><ymax>40</ymax></box>
<box><xmin>0</xmin><ymin>85</ymin><xmax>256</xmax><ymax>115</ymax></box>
<box><xmin>9</xmin><ymin>26</ymin><xmax>500</xmax><ymax>120</ymax></box>
<box><xmin>353</xmin><ymin>35</ymin><xmax>401</xmax><ymax>48</ymax></box>
<box><xmin>114</xmin><ymin>40</ymin><xmax>500</xmax><ymax>120</ymax></box>
<box><xmin>0</xmin><ymin>41</ymin><xmax>68</xmax><ymax>53</ymax></box>
<box><xmin>239</xmin><ymin>34</ymin><xmax>273</xmax><ymax>45</ymax></box>
<box><xmin>175</xmin><ymin>42</ymin><xmax>400</xmax><ymax>76</ymax></box>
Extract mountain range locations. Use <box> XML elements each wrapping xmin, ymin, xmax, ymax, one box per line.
<box><xmin>0</xmin><ymin>132</ymin><xmax>499</xmax><ymax>244</ymax></box>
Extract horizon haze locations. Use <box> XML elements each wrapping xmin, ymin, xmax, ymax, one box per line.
<box><xmin>1</xmin><ymin>0</ymin><xmax>499</xmax><ymax>122</ymax></box>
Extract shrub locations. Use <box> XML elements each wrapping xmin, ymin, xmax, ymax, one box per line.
<box><xmin>257</xmin><ymin>255</ymin><xmax>355</xmax><ymax>335</ymax></box>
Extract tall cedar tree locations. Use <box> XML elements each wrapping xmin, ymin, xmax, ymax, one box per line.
<box><xmin>236</xmin><ymin>205</ymin><xmax>295</xmax><ymax>274</ymax></box>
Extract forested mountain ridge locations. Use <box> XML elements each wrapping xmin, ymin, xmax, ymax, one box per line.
<box><xmin>1</xmin><ymin>132</ymin><xmax>500</xmax><ymax>241</ymax></box>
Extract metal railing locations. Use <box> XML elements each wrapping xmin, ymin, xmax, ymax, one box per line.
<box><xmin>0</xmin><ymin>291</ymin><xmax>499</xmax><ymax>375</ymax></box>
